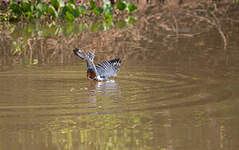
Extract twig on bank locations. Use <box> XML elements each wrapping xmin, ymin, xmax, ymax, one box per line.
<box><xmin>211</xmin><ymin>11</ymin><xmax>227</xmax><ymax>50</ymax></box>
<box><xmin>172</xmin><ymin>13</ymin><xmax>179</xmax><ymax>39</ymax></box>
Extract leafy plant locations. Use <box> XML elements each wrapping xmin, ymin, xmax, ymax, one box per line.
<box><xmin>66</xmin><ymin>11</ymin><xmax>75</xmax><ymax>22</ymax></box>
<box><xmin>116</xmin><ymin>2</ymin><xmax>126</xmax><ymax>11</ymax></box>
<box><xmin>48</xmin><ymin>5</ymin><xmax>58</xmax><ymax>18</ymax></box>
<box><xmin>123</xmin><ymin>1</ymin><xmax>137</xmax><ymax>13</ymax></box>
<box><xmin>3</xmin><ymin>0</ymin><xmax>137</xmax><ymax>23</ymax></box>
<box><xmin>89</xmin><ymin>0</ymin><xmax>97</xmax><ymax>10</ymax></box>
<box><xmin>78</xmin><ymin>5</ymin><xmax>87</xmax><ymax>16</ymax></box>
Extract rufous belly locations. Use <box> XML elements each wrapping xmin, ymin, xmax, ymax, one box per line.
<box><xmin>87</xmin><ymin>70</ymin><xmax>96</xmax><ymax>80</ymax></box>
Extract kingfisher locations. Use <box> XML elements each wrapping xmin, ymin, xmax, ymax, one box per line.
<box><xmin>73</xmin><ymin>48</ymin><xmax>121</xmax><ymax>81</ymax></box>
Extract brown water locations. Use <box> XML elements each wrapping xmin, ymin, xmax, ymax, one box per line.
<box><xmin>1</xmin><ymin>3</ymin><xmax>239</xmax><ymax>150</ymax></box>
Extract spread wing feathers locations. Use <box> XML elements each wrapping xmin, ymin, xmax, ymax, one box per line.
<box><xmin>96</xmin><ymin>59</ymin><xmax>121</xmax><ymax>78</ymax></box>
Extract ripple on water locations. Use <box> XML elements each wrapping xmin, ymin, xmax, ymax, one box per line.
<box><xmin>116</xmin><ymin>67</ymin><xmax>231</xmax><ymax>112</ymax></box>
<box><xmin>0</xmin><ymin>66</ymin><xmax>233</xmax><ymax>118</ymax></box>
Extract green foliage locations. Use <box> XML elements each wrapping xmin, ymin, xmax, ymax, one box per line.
<box><xmin>68</xmin><ymin>0</ymin><xmax>76</xmax><ymax>5</ymax></box>
<box><xmin>50</xmin><ymin>0</ymin><xmax>60</xmax><ymax>10</ymax></box>
<box><xmin>93</xmin><ymin>7</ymin><xmax>103</xmax><ymax>16</ymax></box>
<box><xmin>21</xmin><ymin>0</ymin><xmax>31</xmax><ymax>13</ymax></box>
<box><xmin>116</xmin><ymin>2</ymin><xmax>126</xmax><ymax>11</ymax></box>
<box><xmin>48</xmin><ymin>5</ymin><xmax>58</xmax><ymax>18</ymax></box>
<box><xmin>123</xmin><ymin>1</ymin><xmax>137</xmax><ymax>13</ymax></box>
<box><xmin>89</xmin><ymin>0</ymin><xmax>97</xmax><ymax>10</ymax></box>
<box><xmin>2</xmin><ymin>0</ymin><xmax>137</xmax><ymax>23</ymax></box>
<box><xmin>103</xmin><ymin>0</ymin><xmax>113</xmax><ymax>16</ymax></box>
<box><xmin>78</xmin><ymin>5</ymin><xmax>87</xmax><ymax>16</ymax></box>
<box><xmin>10</xmin><ymin>2</ymin><xmax>22</xmax><ymax>15</ymax></box>
<box><xmin>125</xmin><ymin>16</ymin><xmax>137</xmax><ymax>24</ymax></box>
<box><xmin>127</xmin><ymin>3</ymin><xmax>137</xmax><ymax>13</ymax></box>
<box><xmin>9</xmin><ymin>17</ymin><xmax>137</xmax><ymax>40</ymax></box>
<box><xmin>36</xmin><ymin>2</ymin><xmax>48</xmax><ymax>17</ymax></box>
<box><xmin>66</xmin><ymin>11</ymin><xmax>75</xmax><ymax>22</ymax></box>
<box><xmin>8</xmin><ymin>16</ymin><xmax>137</xmax><ymax>56</ymax></box>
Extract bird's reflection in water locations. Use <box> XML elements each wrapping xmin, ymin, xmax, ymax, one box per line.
<box><xmin>95</xmin><ymin>80</ymin><xmax>120</xmax><ymax>94</ymax></box>
<box><xmin>88</xmin><ymin>80</ymin><xmax>121</xmax><ymax>111</ymax></box>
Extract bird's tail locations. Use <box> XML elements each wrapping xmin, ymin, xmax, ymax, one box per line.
<box><xmin>73</xmin><ymin>48</ymin><xmax>95</xmax><ymax>61</ymax></box>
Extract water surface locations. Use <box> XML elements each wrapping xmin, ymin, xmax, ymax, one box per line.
<box><xmin>0</xmin><ymin>2</ymin><xmax>239</xmax><ymax>150</ymax></box>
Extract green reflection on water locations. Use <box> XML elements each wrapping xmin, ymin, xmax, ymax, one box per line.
<box><xmin>0</xmin><ymin>100</ymin><xmax>238</xmax><ymax>150</ymax></box>
<box><xmin>4</xmin><ymin>16</ymin><xmax>137</xmax><ymax>56</ymax></box>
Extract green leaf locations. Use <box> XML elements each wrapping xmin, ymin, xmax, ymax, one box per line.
<box><xmin>72</xmin><ymin>8</ymin><xmax>79</xmax><ymax>18</ymax></box>
<box><xmin>68</xmin><ymin>0</ymin><xmax>76</xmax><ymax>5</ymax></box>
<box><xmin>104</xmin><ymin>6</ymin><xmax>113</xmax><ymax>15</ymax></box>
<box><xmin>50</xmin><ymin>0</ymin><xmax>59</xmax><ymax>10</ymax></box>
<box><xmin>67</xmin><ymin>3</ymin><xmax>76</xmax><ymax>11</ymax></box>
<box><xmin>37</xmin><ymin>2</ymin><xmax>48</xmax><ymax>15</ymax></box>
<box><xmin>22</xmin><ymin>1</ymin><xmax>31</xmax><ymax>12</ymax></box>
<box><xmin>35</xmin><ymin>0</ymin><xmax>41</xmax><ymax>5</ymax></box>
<box><xmin>61</xmin><ymin>3</ymin><xmax>78</xmax><ymax>18</ymax></box>
<box><xmin>98</xmin><ymin>7</ymin><xmax>104</xmax><ymax>14</ymax></box>
<box><xmin>10</xmin><ymin>3</ymin><xmax>22</xmax><ymax>15</ymax></box>
<box><xmin>127</xmin><ymin>3</ymin><xmax>137</xmax><ymax>13</ymax></box>
<box><xmin>116</xmin><ymin>2</ymin><xmax>126</xmax><ymax>11</ymax></box>
<box><xmin>60</xmin><ymin>6</ymin><xmax>67</xmax><ymax>17</ymax></box>
<box><xmin>65</xmin><ymin>11</ymin><xmax>74</xmax><ymax>22</ymax></box>
<box><xmin>30</xmin><ymin>5</ymin><xmax>35</xmax><ymax>12</ymax></box>
<box><xmin>90</xmin><ymin>0</ymin><xmax>96</xmax><ymax>9</ymax></box>
<box><xmin>104</xmin><ymin>13</ymin><xmax>113</xmax><ymax>21</ymax></box>
<box><xmin>93</xmin><ymin>7</ymin><xmax>103</xmax><ymax>16</ymax></box>
<box><xmin>78</xmin><ymin>5</ymin><xmax>87</xmax><ymax>15</ymax></box>
<box><xmin>36</xmin><ymin>2</ymin><xmax>44</xmax><ymax>12</ymax></box>
<box><xmin>48</xmin><ymin>5</ymin><xmax>58</xmax><ymax>17</ymax></box>
<box><xmin>36</xmin><ymin>10</ymin><xmax>42</xmax><ymax>18</ymax></box>
<box><xmin>26</xmin><ymin>11</ymin><xmax>33</xmax><ymax>20</ymax></box>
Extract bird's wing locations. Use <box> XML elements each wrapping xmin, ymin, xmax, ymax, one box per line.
<box><xmin>96</xmin><ymin>59</ymin><xmax>121</xmax><ymax>78</ymax></box>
